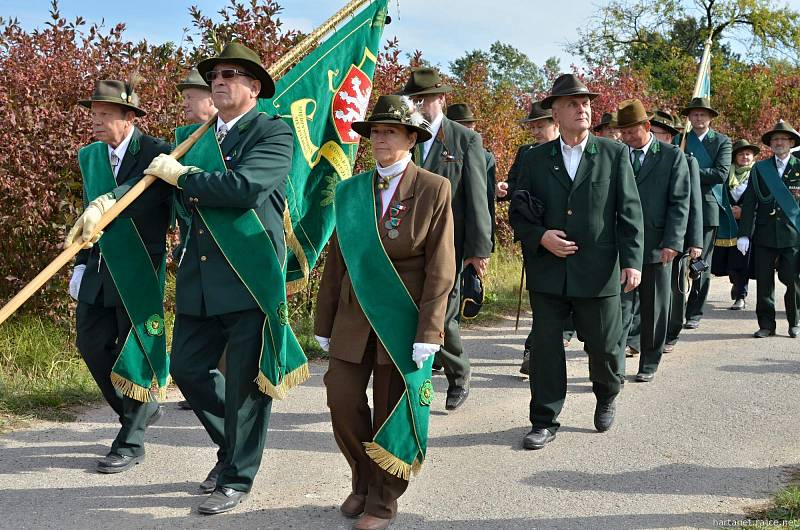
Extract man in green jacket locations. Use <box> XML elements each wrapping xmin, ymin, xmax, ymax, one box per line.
<box><xmin>400</xmin><ymin>68</ymin><xmax>493</xmax><ymax>411</ymax></box>
<box><xmin>737</xmin><ymin>120</ymin><xmax>800</xmax><ymax>338</ymax></box>
<box><xmin>144</xmin><ymin>42</ymin><xmax>299</xmax><ymax>515</ymax></box>
<box><xmin>675</xmin><ymin>97</ymin><xmax>732</xmax><ymax>330</ymax></box>
<box><xmin>511</xmin><ymin>74</ymin><xmax>643</xmax><ymax>450</ymax></box>
<box><xmin>66</xmin><ymin>79</ymin><xmax>171</xmax><ymax>473</ymax></box>
<box><xmin>616</xmin><ymin>100</ymin><xmax>690</xmax><ymax>382</ymax></box>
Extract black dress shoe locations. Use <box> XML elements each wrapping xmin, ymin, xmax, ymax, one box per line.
<box><xmin>432</xmin><ymin>362</ymin><xmax>443</xmax><ymax>372</ymax></box>
<box><xmin>683</xmin><ymin>319</ymin><xmax>700</xmax><ymax>330</ymax></box>
<box><xmin>198</xmin><ymin>461</ymin><xmax>225</xmax><ymax>494</ymax></box>
<box><xmin>445</xmin><ymin>380</ymin><xmax>469</xmax><ymax>411</ymax></box>
<box><xmin>96</xmin><ymin>452</ymin><xmax>144</xmax><ymax>474</ymax></box>
<box><xmin>177</xmin><ymin>400</ymin><xmax>193</xmax><ymax>410</ymax></box>
<box><xmin>635</xmin><ymin>372</ymin><xmax>655</xmax><ymax>383</ymax></box>
<box><xmin>789</xmin><ymin>326</ymin><xmax>799</xmax><ymax>338</ymax></box>
<box><xmin>729</xmin><ymin>298</ymin><xmax>746</xmax><ymax>310</ymax></box>
<box><xmin>753</xmin><ymin>328</ymin><xmax>776</xmax><ymax>338</ymax></box>
<box><xmin>594</xmin><ymin>399</ymin><xmax>616</xmax><ymax>432</ymax></box>
<box><xmin>522</xmin><ymin>428</ymin><xmax>555</xmax><ymax>450</ymax></box>
<box><xmin>198</xmin><ymin>486</ymin><xmax>248</xmax><ymax>515</ymax></box>
<box><xmin>519</xmin><ymin>349</ymin><xmax>530</xmax><ymax>375</ymax></box>
<box><xmin>146</xmin><ymin>405</ymin><xmax>165</xmax><ymax>427</ymax></box>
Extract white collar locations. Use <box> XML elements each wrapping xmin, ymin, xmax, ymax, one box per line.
<box><xmin>217</xmin><ymin>110</ymin><xmax>249</xmax><ymax>133</ymax></box>
<box><xmin>376</xmin><ymin>153</ymin><xmax>412</xmax><ymax>177</ymax></box>
<box><xmin>775</xmin><ymin>154</ymin><xmax>791</xmax><ymax>165</ymax></box>
<box><xmin>629</xmin><ymin>133</ymin><xmax>655</xmax><ymax>156</ymax></box>
<box><xmin>560</xmin><ymin>133</ymin><xmax>589</xmax><ymax>153</ymax></box>
<box><xmin>694</xmin><ymin>129</ymin><xmax>709</xmax><ymax>142</ymax></box>
<box><xmin>427</xmin><ymin>112</ymin><xmax>444</xmax><ymax>141</ymax></box>
<box><xmin>107</xmin><ymin>126</ymin><xmax>135</xmax><ymax>163</ymax></box>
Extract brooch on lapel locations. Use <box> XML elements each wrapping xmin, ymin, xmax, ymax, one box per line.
<box><xmin>129</xmin><ymin>137</ymin><xmax>140</xmax><ymax>156</ymax></box>
<box><xmin>586</xmin><ymin>142</ymin><xmax>598</xmax><ymax>155</ymax></box>
<box><xmin>145</xmin><ymin>314</ymin><xmax>164</xmax><ymax>337</ymax></box>
<box><xmin>441</xmin><ymin>148</ymin><xmax>457</xmax><ymax>162</ymax></box>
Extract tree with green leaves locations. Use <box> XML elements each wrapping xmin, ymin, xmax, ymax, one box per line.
<box><xmin>449</xmin><ymin>41</ymin><xmax>559</xmax><ymax>94</ymax></box>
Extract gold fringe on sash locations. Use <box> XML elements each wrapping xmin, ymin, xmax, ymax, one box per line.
<box><xmin>255</xmin><ymin>363</ymin><xmax>311</xmax><ymax>400</ymax></box>
<box><xmin>363</xmin><ymin>441</ymin><xmax>412</xmax><ymax>481</ymax></box>
<box><xmin>715</xmin><ymin>238</ymin><xmax>737</xmax><ymax>247</ymax></box>
<box><xmin>111</xmin><ymin>372</ymin><xmax>154</xmax><ymax>403</ymax></box>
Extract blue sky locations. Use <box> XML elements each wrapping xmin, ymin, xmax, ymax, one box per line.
<box><xmin>5</xmin><ymin>0</ymin><xmax>593</xmax><ymax>72</ymax></box>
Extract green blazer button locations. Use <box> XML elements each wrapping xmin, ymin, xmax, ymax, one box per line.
<box><xmin>200</xmin><ymin>255</ymin><xmax>207</xmax><ymax>262</ymax></box>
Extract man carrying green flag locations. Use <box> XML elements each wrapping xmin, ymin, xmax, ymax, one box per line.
<box><xmin>144</xmin><ymin>42</ymin><xmax>307</xmax><ymax>515</ymax></box>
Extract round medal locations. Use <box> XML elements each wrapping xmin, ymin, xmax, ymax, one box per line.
<box><xmin>388</xmin><ymin>229</ymin><xmax>399</xmax><ymax>239</ymax></box>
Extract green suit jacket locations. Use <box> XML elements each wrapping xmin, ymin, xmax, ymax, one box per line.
<box><xmin>76</xmin><ymin>127</ymin><xmax>172</xmax><ymax>307</ymax></box>
<box><xmin>418</xmin><ymin>117</ymin><xmax>492</xmax><ymax>265</ymax></box>
<box><xmin>500</xmin><ymin>143</ymin><xmax>536</xmax><ymax>202</ymax></box>
<box><xmin>683</xmin><ymin>154</ymin><xmax>704</xmax><ymax>250</ymax></box>
<box><xmin>676</xmin><ymin>129</ymin><xmax>732</xmax><ymax>228</ymax></box>
<box><xmin>514</xmin><ymin>134</ymin><xmax>644</xmax><ymax>297</ymax></box>
<box><xmin>738</xmin><ymin>155</ymin><xmax>800</xmax><ymax>249</ymax></box>
<box><xmin>632</xmin><ymin>138</ymin><xmax>691</xmax><ymax>263</ymax></box>
<box><xmin>485</xmin><ymin>149</ymin><xmax>497</xmax><ymax>251</ymax></box>
<box><xmin>174</xmin><ymin>106</ymin><xmax>294</xmax><ymax>316</ymax></box>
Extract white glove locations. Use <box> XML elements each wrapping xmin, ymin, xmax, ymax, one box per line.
<box><xmin>737</xmin><ymin>236</ymin><xmax>750</xmax><ymax>256</ymax></box>
<box><xmin>412</xmin><ymin>343</ymin><xmax>439</xmax><ymax>369</ymax></box>
<box><xmin>64</xmin><ymin>193</ymin><xmax>115</xmax><ymax>248</ymax></box>
<box><xmin>143</xmin><ymin>153</ymin><xmax>199</xmax><ymax>187</ymax></box>
<box><xmin>315</xmin><ymin>335</ymin><xmax>330</xmax><ymax>352</ymax></box>
<box><xmin>68</xmin><ymin>264</ymin><xmax>86</xmax><ymax>300</ymax></box>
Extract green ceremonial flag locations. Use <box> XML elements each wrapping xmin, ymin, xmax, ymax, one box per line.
<box><xmin>258</xmin><ymin>0</ymin><xmax>389</xmax><ymax>294</ymax></box>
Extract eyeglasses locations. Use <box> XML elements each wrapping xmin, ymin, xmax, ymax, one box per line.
<box><xmin>205</xmin><ymin>68</ymin><xmax>255</xmax><ymax>82</ymax></box>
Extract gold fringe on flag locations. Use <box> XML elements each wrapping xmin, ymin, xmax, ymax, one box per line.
<box><xmin>255</xmin><ymin>363</ymin><xmax>311</xmax><ymax>400</ymax></box>
<box><xmin>363</xmin><ymin>441</ymin><xmax>412</xmax><ymax>481</ymax></box>
<box><xmin>714</xmin><ymin>238</ymin><xmax>737</xmax><ymax>247</ymax></box>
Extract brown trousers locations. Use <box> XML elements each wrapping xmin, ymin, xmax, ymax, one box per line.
<box><xmin>324</xmin><ymin>333</ymin><xmax>409</xmax><ymax>519</ymax></box>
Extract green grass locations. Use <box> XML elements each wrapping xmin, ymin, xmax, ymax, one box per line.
<box><xmin>462</xmin><ymin>244</ymin><xmax>527</xmax><ymax>328</ymax></box>
<box><xmin>0</xmin><ymin>315</ymin><xmax>99</xmax><ymax>430</ymax></box>
<box><xmin>744</xmin><ymin>469</ymin><xmax>800</xmax><ymax>529</ymax></box>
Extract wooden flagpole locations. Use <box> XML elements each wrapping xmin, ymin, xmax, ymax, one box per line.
<box><xmin>0</xmin><ymin>0</ymin><xmax>375</xmax><ymax>326</ymax></box>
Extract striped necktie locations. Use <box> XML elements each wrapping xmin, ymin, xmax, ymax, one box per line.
<box><xmin>216</xmin><ymin>124</ymin><xmax>228</xmax><ymax>145</ymax></box>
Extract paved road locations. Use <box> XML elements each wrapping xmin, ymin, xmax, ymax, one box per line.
<box><xmin>1</xmin><ymin>278</ymin><xmax>798</xmax><ymax>529</ymax></box>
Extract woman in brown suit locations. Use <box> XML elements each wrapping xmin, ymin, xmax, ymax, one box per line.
<box><xmin>314</xmin><ymin>95</ymin><xmax>455</xmax><ymax>530</ymax></box>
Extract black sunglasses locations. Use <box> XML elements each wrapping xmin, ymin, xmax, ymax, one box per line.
<box><xmin>205</xmin><ymin>68</ymin><xmax>255</xmax><ymax>82</ymax></box>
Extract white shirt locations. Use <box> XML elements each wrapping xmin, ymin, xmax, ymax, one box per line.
<box><xmin>695</xmin><ymin>129</ymin><xmax>709</xmax><ymax>142</ymax></box>
<box><xmin>731</xmin><ymin>179</ymin><xmax>750</xmax><ymax>202</ymax></box>
<box><xmin>560</xmin><ymin>134</ymin><xmax>589</xmax><ymax>180</ymax></box>
<box><xmin>107</xmin><ymin>126</ymin><xmax>135</xmax><ymax>178</ymax></box>
<box><xmin>775</xmin><ymin>154</ymin><xmax>791</xmax><ymax>176</ymax></box>
<box><xmin>216</xmin><ymin>111</ymin><xmax>248</xmax><ymax>136</ymax></box>
<box><xmin>628</xmin><ymin>133</ymin><xmax>655</xmax><ymax>167</ymax></box>
<box><xmin>376</xmin><ymin>154</ymin><xmax>411</xmax><ymax>217</ymax></box>
<box><xmin>422</xmin><ymin>113</ymin><xmax>444</xmax><ymax>162</ymax></box>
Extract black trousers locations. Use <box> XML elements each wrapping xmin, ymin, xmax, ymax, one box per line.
<box><xmin>436</xmin><ymin>269</ymin><xmax>470</xmax><ymax>388</ymax></box>
<box><xmin>529</xmin><ymin>292</ymin><xmax>623</xmax><ymax>432</ymax></box>
<box><xmin>753</xmin><ymin>245</ymin><xmax>800</xmax><ymax>331</ymax></box>
<box><xmin>685</xmin><ymin>226</ymin><xmax>717</xmax><ymax>321</ymax></box>
<box><xmin>76</xmin><ymin>301</ymin><xmax>158</xmax><ymax>457</ymax></box>
<box><xmin>171</xmin><ymin>309</ymin><xmax>273</xmax><ymax>493</ymax></box>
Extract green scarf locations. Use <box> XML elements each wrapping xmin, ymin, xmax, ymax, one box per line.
<box><xmin>335</xmin><ymin>170</ymin><xmax>434</xmax><ymax>481</ymax></box>
<box><xmin>729</xmin><ymin>164</ymin><xmax>753</xmax><ymax>191</ymax></box>
<box><xmin>78</xmin><ymin>142</ymin><xmax>169</xmax><ymax>402</ymax></box>
<box><xmin>175</xmin><ymin>123</ymin><xmax>309</xmax><ymax>399</ymax></box>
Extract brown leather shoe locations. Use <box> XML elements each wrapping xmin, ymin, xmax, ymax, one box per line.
<box><xmin>340</xmin><ymin>493</ymin><xmax>366</xmax><ymax>518</ymax></box>
<box><xmin>353</xmin><ymin>513</ymin><xmax>394</xmax><ymax>530</ymax></box>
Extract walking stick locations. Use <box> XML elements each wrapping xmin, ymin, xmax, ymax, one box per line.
<box><xmin>515</xmin><ymin>260</ymin><xmax>525</xmax><ymax>331</ymax></box>
<box><xmin>0</xmin><ymin>120</ymin><xmax>213</xmax><ymax>326</ymax></box>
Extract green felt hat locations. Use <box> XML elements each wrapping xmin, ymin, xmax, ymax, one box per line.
<box><xmin>399</xmin><ymin>67</ymin><xmax>453</xmax><ymax>97</ymax></box>
<box><xmin>197</xmin><ymin>42</ymin><xmax>275</xmax><ymax>98</ymax></box>
<box><xmin>176</xmin><ymin>68</ymin><xmax>210</xmax><ymax>92</ymax></box>
<box><xmin>78</xmin><ymin>79</ymin><xmax>146</xmax><ymax>117</ymax></box>
<box><xmin>680</xmin><ymin>96</ymin><xmax>719</xmax><ymax>117</ymax></box>
<box><xmin>731</xmin><ymin>139</ymin><xmax>761</xmax><ymax>157</ymax></box>
<box><xmin>521</xmin><ymin>101</ymin><xmax>553</xmax><ymax>123</ymax></box>
<box><xmin>593</xmin><ymin>111</ymin><xmax>618</xmax><ymax>131</ymax></box>
<box><xmin>649</xmin><ymin>109</ymin><xmax>680</xmax><ymax>137</ymax></box>
<box><xmin>351</xmin><ymin>95</ymin><xmax>432</xmax><ymax>143</ymax></box>
<box><xmin>446</xmin><ymin>103</ymin><xmax>478</xmax><ymax>123</ymax></box>
<box><xmin>541</xmin><ymin>74</ymin><xmax>599</xmax><ymax>109</ymax></box>
<box><xmin>761</xmin><ymin>120</ymin><xmax>800</xmax><ymax>146</ymax></box>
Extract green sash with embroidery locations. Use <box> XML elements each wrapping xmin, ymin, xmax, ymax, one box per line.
<box><xmin>78</xmin><ymin>142</ymin><xmax>168</xmax><ymax>402</ymax></box>
<box><xmin>175</xmin><ymin>123</ymin><xmax>309</xmax><ymax>399</ymax></box>
<box><xmin>684</xmin><ymin>131</ymin><xmax>738</xmax><ymax>245</ymax></box>
<box><xmin>751</xmin><ymin>158</ymin><xmax>800</xmax><ymax>232</ymax></box>
<box><xmin>335</xmin><ymin>170</ymin><xmax>434</xmax><ymax>481</ymax></box>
